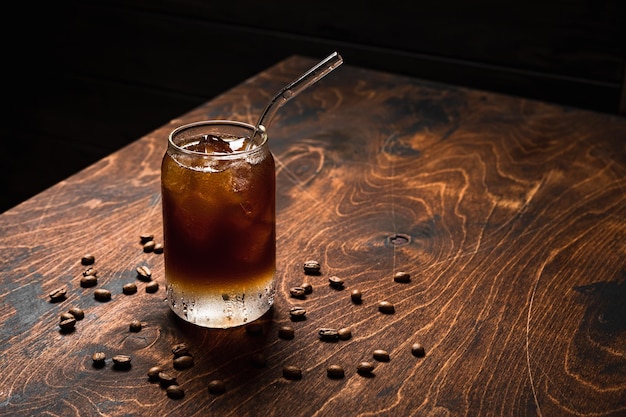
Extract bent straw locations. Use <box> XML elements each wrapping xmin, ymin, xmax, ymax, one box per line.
<box><xmin>246</xmin><ymin>52</ymin><xmax>343</xmax><ymax>149</ymax></box>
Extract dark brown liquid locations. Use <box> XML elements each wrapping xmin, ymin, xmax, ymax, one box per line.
<box><xmin>161</xmin><ymin>147</ymin><xmax>275</xmax><ymax>292</ymax></box>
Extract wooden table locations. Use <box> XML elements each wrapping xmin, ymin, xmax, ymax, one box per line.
<box><xmin>1</xmin><ymin>56</ymin><xmax>625</xmax><ymax>417</ymax></box>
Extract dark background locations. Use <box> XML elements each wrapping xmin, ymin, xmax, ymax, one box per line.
<box><xmin>3</xmin><ymin>0</ymin><xmax>625</xmax><ymax>213</ymax></box>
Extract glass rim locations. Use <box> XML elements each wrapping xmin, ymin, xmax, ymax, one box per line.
<box><xmin>168</xmin><ymin>120</ymin><xmax>268</xmax><ymax>158</ymax></box>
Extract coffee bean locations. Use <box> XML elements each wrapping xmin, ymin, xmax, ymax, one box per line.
<box><xmin>81</xmin><ymin>254</ymin><xmax>95</xmax><ymax>265</ymax></box>
<box><xmin>136</xmin><ymin>266</ymin><xmax>152</xmax><ymax>282</ymax></box>
<box><xmin>172</xmin><ymin>343</ymin><xmax>190</xmax><ymax>357</ymax></box>
<box><xmin>145</xmin><ymin>281</ymin><xmax>159</xmax><ymax>293</ymax></box>
<box><xmin>153</xmin><ymin>243</ymin><xmax>164</xmax><ymax>254</ymax></box>
<box><xmin>82</xmin><ymin>267</ymin><xmax>97</xmax><ymax>277</ymax></box>
<box><xmin>80</xmin><ymin>274</ymin><xmax>98</xmax><ymax>287</ymax></box>
<box><xmin>143</xmin><ymin>241</ymin><xmax>156</xmax><ymax>253</ymax></box>
<box><xmin>289</xmin><ymin>286</ymin><xmax>307</xmax><ymax>299</ymax></box>
<box><xmin>249</xmin><ymin>352</ymin><xmax>267</xmax><ymax>368</ymax></box>
<box><xmin>60</xmin><ymin>312</ymin><xmax>74</xmax><ymax>321</ymax></box>
<box><xmin>122</xmin><ymin>282</ymin><xmax>137</xmax><ymax>295</ymax></box>
<box><xmin>393</xmin><ymin>271</ymin><xmax>411</xmax><ymax>283</ymax></box>
<box><xmin>373</xmin><ymin>349</ymin><xmax>390</xmax><ymax>362</ymax></box>
<box><xmin>49</xmin><ymin>287</ymin><xmax>67</xmax><ymax>302</ymax></box>
<box><xmin>328</xmin><ymin>276</ymin><xmax>344</xmax><ymax>289</ymax></box>
<box><xmin>245</xmin><ymin>322</ymin><xmax>263</xmax><ymax>335</ymax></box>
<box><xmin>139</xmin><ymin>233</ymin><xmax>154</xmax><ymax>244</ymax></box>
<box><xmin>147</xmin><ymin>366</ymin><xmax>163</xmax><ymax>381</ymax></box>
<box><xmin>112</xmin><ymin>354</ymin><xmax>132</xmax><ymax>370</ymax></box>
<box><xmin>208</xmin><ymin>379</ymin><xmax>226</xmax><ymax>395</ymax></box>
<box><xmin>327</xmin><ymin>364</ymin><xmax>345</xmax><ymax>379</ymax></box>
<box><xmin>301</xmin><ymin>282</ymin><xmax>313</xmax><ymax>294</ymax></box>
<box><xmin>356</xmin><ymin>361</ymin><xmax>375</xmax><ymax>376</ymax></box>
<box><xmin>278</xmin><ymin>326</ymin><xmax>295</xmax><ymax>340</ymax></box>
<box><xmin>282</xmin><ymin>365</ymin><xmax>302</xmax><ymax>380</ymax></box>
<box><xmin>68</xmin><ymin>307</ymin><xmax>85</xmax><ymax>320</ymax></box>
<box><xmin>92</xmin><ymin>352</ymin><xmax>106</xmax><ymax>367</ymax></box>
<box><xmin>289</xmin><ymin>306</ymin><xmax>307</xmax><ymax>321</ymax></box>
<box><xmin>80</xmin><ymin>275</ymin><xmax>98</xmax><ymax>288</ymax></box>
<box><xmin>411</xmin><ymin>342</ymin><xmax>426</xmax><ymax>357</ymax></box>
<box><xmin>59</xmin><ymin>317</ymin><xmax>76</xmax><ymax>332</ymax></box>
<box><xmin>166</xmin><ymin>385</ymin><xmax>185</xmax><ymax>399</ymax></box>
<box><xmin>129</xmin><ymin>320</ymin><xmax>142</xmax><ymax>332</ymax></box>
<box><xmin>350</xmin><ymin>289</ymin><xmax>362</xmax><ymax>304</ymax></box>
<box><xmin>158</xmin><ymin>371</ymin><xmax>177</xmax><ymax>387</ymax></box>
<box><xmin>303</xmin><ymin>260</ymin><xmax>320</xmax><ymax>275</ymax></box>
<box><xmin>173</xmin><ymin>355</ymin><xmax>194</xmax><ymax>370</ymax></box>
<box><xmin>378</xmin><ymin>301</ymin><xmax>395</xmax><ymax>314</ymax></box>
<box><xmin>318</xmin><ymin>328</ymin><xmax>339</xmax><ymax>342</ymax></box>
<box><xmin>337</xmin><ymin>327</ymin><xmax>352</xmax><ymax>340</ymax></box>
<box><xmin>94</xmin><ymin>289</ymin><xmax>111</xmax><ymax>302</ymax></box>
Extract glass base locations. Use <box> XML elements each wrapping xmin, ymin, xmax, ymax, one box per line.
<box><xmin>166</xmin><ymin>282</ymin><xmax>274</xmax><ymax>328</ymax></box>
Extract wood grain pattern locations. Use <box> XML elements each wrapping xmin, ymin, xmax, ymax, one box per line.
<box><xmin>1</xmin><ymin>56</ymin><xmax>625</xmax><ymax>417</ymax></box>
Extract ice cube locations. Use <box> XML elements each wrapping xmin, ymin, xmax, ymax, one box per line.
<box><xmin>229</xmin><ymin>161</ymin><xmax>252</xmax><ymax>193</ymax></box>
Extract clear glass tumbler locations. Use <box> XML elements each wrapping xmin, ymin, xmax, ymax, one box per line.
<box><xmin>161</xmin><ymin>120</ymin><xmax>275</xmax><ymax>328</ymax></box>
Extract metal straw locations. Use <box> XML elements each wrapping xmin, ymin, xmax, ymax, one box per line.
<box><xmin>246</xmin><ymin>52</ymin><xmax>344</xmax><ymax>149</ymax></box>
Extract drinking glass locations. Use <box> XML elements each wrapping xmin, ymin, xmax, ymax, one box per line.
<box><xmin>161</xmin><ymin>120</ymin><xmax>275</xmax><ymax>328</ymax></box>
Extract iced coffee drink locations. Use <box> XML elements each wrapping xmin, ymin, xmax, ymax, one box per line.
<box><xmin>161</xmin><ymin>120</ymin><xmax>275</xmax><ymax>328</ymax></box>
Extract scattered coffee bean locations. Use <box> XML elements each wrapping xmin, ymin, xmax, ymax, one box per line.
<box><xmin>59</xmin><ymin>317</ymin><xmax>76</xmax><ymax>332</ymax></box>
<box><xmin>112</xmin><ymin>354</ymin><xmax>132</xmax><ymax>370</ymax></box>
<box><xmin>289</xmin><ymin>306</ymin><xmax>307</xmax><ymax>321</ymax></box>
<box><xmin>153</xmin><ymin>243</ymin><xmax>164</xmax><ymax>254</ymax></box>
<box><xmin>60</xmin><ymin>312</ymin><xmax>74</xmax><ymax>321</ymax></box>
<box><xmin>81</xmin><ymin>254</ymin><xmax>95</xmax><ymax>265</ymax></box>
<box><xmin>378</xmin><ymin>301</ymin><xmax>395</xmax><ymax>314</ymax></box>
<box><xmin>129</xmin><ymin>320</ymin><xmax>142</xmax><ymax>332</ymax></box>
<box><xmin>139</xmin><ymin>233</ymin><xmax>154</xmax><ymax>244</ymax></box>
<box><xmin>301</xmin><ymin>282</ymin><xmax>313</xmax><ymax>294</ymax></box>
<box><xmin>411</xmin><ymin>342</ymin><xmax>426</xmax><ymax>357</ymax></box>
<box><xmin>249</xmin><ymin>352</ymin><xmax>267</xmax><ymax>368</ymax></box>
<box><xmin>278</xmin><ymin>326</ymin><xmax>295</xmax><ymax>340</ymax></box>
<box><xmin>282</xmin><ymin>365</ymin><xmax>302</xmax><ymax>380</ymax></box>
<box><xmin>326</xmin><ymin>364</ymin><xmax>345</xmax><ymax>379</ymax></box>
<box><xmin>318</xmin><ymin>328</ymin><xmax>339</xmax><ymax>342</ymax></box>
<box><xmin>166</xmin><ymin>384</ymin><xmax>185</xmax><ymax>399</ymax></box>
<box><xmin>207</xmin><ymin>379</ymin><xmax>226</xmax><ymax>395</ymax></box>
<box><xmin>303</xmin><ymin>260</ymin><xmax>321</xmax><ymax>275</ymax></box>
<box><xmin>350</xmin><ymin>289</ymin><xmax>362</xmax><ymax>304</ymax></box>
<box><xmin>68</xmin><ymin>307</ymin><xmax>84</xmax><ymax>320</ymax></box>
<box><xmin>328</xmin><ymin>276</ymin><xmax>344</xmax><ymax>289</ymax></box>
<box><xmin>373</xmin><ymin>349</ymin><xmax>390</xmax><ymax>362</ymax></box>
<box><xmin>289</xmin><ymin>286</ymin><xmax>307</xmax><ymax>299</ymax></box>
<box><xmin>82</xmin><ymin>267</ymin><xmax>97</xmax><ymax>277</ymax></box>
<box><xmin>356</xmin><ymin>361</ymin><xmax>375</xmax><ymax>376</ymax></box>
<box><xmin>94</xmin><ymin>288</ymin><xmax>111</xmax><ymax>302</ymax></box>
<box><xmin>122</xmin><ymin>282</ymin><xmax>137</xmax><ymax>295</ymax></box>
<box><xmin>245</xmin><ymin>322</ymin><xmax>263</xmax><ymax>335</ymax></box>
<box><xmin>393</xmin><ymin>271</ymin><xmax>411</xmax><ymax>283</ymax></box>
<box><xmin>136</xmin><ymin>265</ymin><xmax>152</xmax><ymax>282</ymax></box>
<box><xmin>49</xmin><ymin>287</ymin><xmax>67</xmax><ymax>302</ymax></box>
<box><xmin>158</xmin><ymin>371</ymin><xmax>177</xmax><ymax>387</ymax></box>
<box><xmin>80</xmin><ymin>275</ymin><xmax>98</xmax><ymax>288</ymax></box>
<box><xmin>92</xmin><ymin>351</ymin><xmax>106</xmax><ymax>368</ymax></box>
<box><xmin>337</xmin><ymin>327</ymin><xmax>352</xmax><ymax>340</ymax></box>
<box><xmin>172</xmin><ymin>343</ymin><xmax>190</xmax><ymax>357</ymax></box>
<box><xmin>147</xmin><ymin>366</ymin><xmax>164</xmax><ymax>381</ymax></box>
<box><xmin>145</xmin><ymin>281</ymin><xmax>159</xmax><ymax>293</ymax></box>
<box><xmin>173</xmin><ymin>355</ymin><xmax>194</xmax><ymax>370</ymax></box>
<box><xmin>143</xmin><ymin>241</ymin><xmax>156</xmax><ymax>253</ymax></box>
